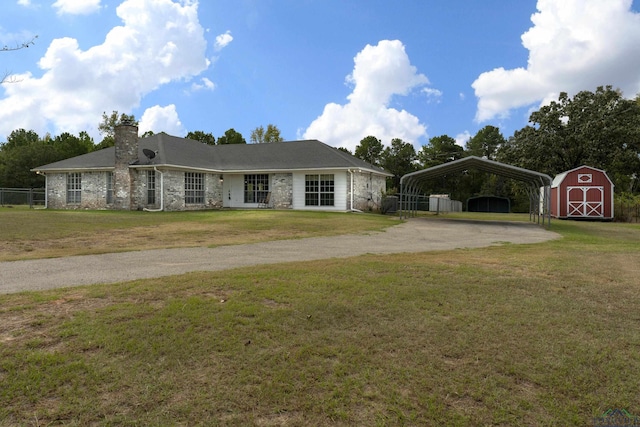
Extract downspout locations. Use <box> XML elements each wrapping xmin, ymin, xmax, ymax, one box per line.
<box><xmin>143</xmin><ymin>167</ymin><xmax>164</xmax><ymax>212</ymax></box>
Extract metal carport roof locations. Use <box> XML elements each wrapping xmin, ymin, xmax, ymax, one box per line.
<box><xmin>399</xmin><ymin>156</ymin><xmax>553</xmax><ymax>226</ymax></box>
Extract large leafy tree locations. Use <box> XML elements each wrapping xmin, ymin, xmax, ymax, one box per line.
<box><xmin>217</xmin><ymin>128</ymin><xmax>246</xmax><ymax>145</ymax></box>
<box><xmin>381</xmin><ymin>138</ymin><xmax>417</xmax><ymax>189</ymax></box>
<box><xmin>250</xmin><ymin>124</ymin><xmax>283</xmax><ymax>144</ymax></box>
<box><xmin>417</xmin><ymin>135</ymin><xmax>463</xmax><ymax>168</ymax></box>
<box><xmin>0</xmin><ymin>129</ymin><xmax>97</xmax><ymax>188</ymax></box>
<box><xmin>497</xmin><ymin>86</ymin><xmax>640</xmax><ymax>192</ymax></box>
<box><xmin>465</xmin><ymin>125</ymin><xmax>504</xmax><ymax>160</ymax></box>
<box><xmin>186</xmin><ymin>131</ymin><xmax>216</xmax><ymax>145</ymax></box>
<box><xmin>354</xmin><ymin>136</ymin><xmax>384</xmax><ymax>166</ymax></box>
<box><xmin>52</xmin><ymin>132</ymin><xmax>94</xmax><ymax>159</ymax></box>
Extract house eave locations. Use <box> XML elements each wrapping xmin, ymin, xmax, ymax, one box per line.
<box><xmin>128</xmin><ymin>164</ymin><xmax>224</xmax><ymax>173</ymax></box>
<box><xmin>31</xmin><ymin>167</ymin><xmax>114</xmax><ymax>173</ymax></box>
<box><xmin>218</xmin><ymin>166</ymin><xmax>393</xmax><ymax>176</ymax></box>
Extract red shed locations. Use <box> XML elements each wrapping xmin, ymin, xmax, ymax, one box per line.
<box><xmin>551</xmin><ymin>166</ymin><xmax>614</xmax><ymax>220</ymax></box>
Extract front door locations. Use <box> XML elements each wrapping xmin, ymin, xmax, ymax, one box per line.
<box><xmin>566</xmin><ymin>186</ymin><xmax>604</xmax><ymax>217</ymax></box>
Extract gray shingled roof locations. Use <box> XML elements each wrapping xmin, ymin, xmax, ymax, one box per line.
<box><xmin>33</xmin><ymin>133</ymin><xmax>390</xmax><ymax>176</ymax></box>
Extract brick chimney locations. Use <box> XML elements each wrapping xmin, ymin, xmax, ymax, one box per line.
<box><xmin>113</xmin><ymin>124</ymin><xmax>139</xmax><ymax>210</ymax></box>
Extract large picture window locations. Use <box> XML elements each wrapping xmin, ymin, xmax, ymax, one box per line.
<box><xmin>67</xmin><ymin>173</ymin><xmax>81</xmax><ymax>204</ymax></box>
<box><xmin>244</xmin><ymin>174</ymin><xmax>269</xmax><ymax>203</ymax></box>
<box><xmin>185</xmin><ymin>172</ymin><xmax>204</xmax><ymax>204</ymax></box>
<box><xmin>305</xmin><ymin>174</ymin><xmax>334</xmax><ymax>206</ymax></box>
<box><xmin>147</xmin><ymin>170</ymin><xmax>156</xmax><ymax>205</ymax></box>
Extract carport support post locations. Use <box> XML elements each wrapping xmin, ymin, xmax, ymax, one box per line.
<box><xmin>411</xmin><ymin>187</ymin><xmax>419</xmax><ymax>217</ymax></box>
<box><xmin>399</xmin><ymin>180</ymin><xmax>404</xmax><ymax>219</ymax></box>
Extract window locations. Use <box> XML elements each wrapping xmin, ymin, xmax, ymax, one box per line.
<box><xmin>106</xmin><ymin>172</ymin><xmax>114</xmax><ymax>204</ymax></box>
<box><xmin>244</xmin><ymin>174</ymin><xmax>269</xmax><ymax>203</ymax></box>
<box><xmin>147</xmin><ymin>170</ymin><xmax>156</xmax><ymax>205</ymax></box>
<box><xmin>305</xmin><ymin>174</ymin><xmax>334</xmax><ymax>206</ymax></box>
<box><xmin>185</xmin><ymin>172</ymin><xmax>204</xmax><ymax>204</ymax></box>
<box><xmin>67</xmin><ymin>173</ymin><xmax>81</xmax><ymax>204</ymax></box>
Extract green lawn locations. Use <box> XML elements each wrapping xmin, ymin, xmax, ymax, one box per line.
<box><xmin>1</xmin><ymin>211</ymin><xmax>639</xmax><ymax>425</ymax></box>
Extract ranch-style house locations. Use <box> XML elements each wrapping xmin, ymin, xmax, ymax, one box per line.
<box><xmin>32</xmin><ymin>124</ymin><xmax>391</xmax><ymax>212</ymax></box>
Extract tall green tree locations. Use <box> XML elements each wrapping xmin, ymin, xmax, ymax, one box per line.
<box><xmin>97</xmin><ymin>111</ymin><xmax>138</xmax><ymax>148</ymax></box>
<box><xmin>217</xmin><ymin>128</ymin><xmax>246</xmax><ymax>145</ymax></box>
<box><xmin>497</xmin><ymin>86</ymin><xmax>640</xmax><ymax>192</ymax></box>
<box><xmin>381</xmin><ymin>138</ymin><xmax>417</xmax><ymax>189</ymax></box>
<box><xmin>417</xmin><ymin>135</ymin><xmax>463</xmax><ymax>168</ymax></box>
<box><xmin>354</xmin><ymin>136</ymin><xmax>384</xmax><ymax>166</ymax></box>
<box><xmin>52</xmin><ymin>132</ymin><xmax>94</xmax><ymax>158</ymax></box>
<box><xmin>465</xmin><ymin>126</ymin><xmax>504</xmax><ymax>160</ymax></box>
<box><xmin>0</xmin><ymin>129</ymin><xmax>56</xmax><ymax>188</ymax></box>
<box><xmin>250</xmin><ymin>124</ymin><xmax>283</xmax><ymax>144</ymax></box>
<box><xmin>186</xmin><ymin>131</ymin><xmax>216</xmax><ymax>145</ymax></box>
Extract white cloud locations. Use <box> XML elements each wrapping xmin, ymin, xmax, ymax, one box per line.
<box><xmin>53</xmin><ymin>0</ymin><xmax>101</xmax><ymax>15</ymax></box>
<box><xmin>423</xmin><ymin>87</ymin><xmax>443</xmax><ymax>103</ymax></box>
<box><xmin>189</xmin><ymin>77</ymin><xmax>215</xmax><ymax>92</ymax></box>
<box><xmin>139</xmin><ymin>104</ymin><xmax>185</xmax><ymax>136</ymax></box>
<box><xmin>0</xmin><ymin>0</ymin><xmax>210</xmax><ymax>140</ymax></box>
<box><xmin>214</xmin><ymin>30</ymin><xmax>233</xmax><ymax>51</ymax></box>
<box><xmin>455</xmin><ymin>131</ymin><xmax>471</xmax><ymax>148</ymax></box>
<box><xmin>473</xmin><ymin>0</ymin><xmax>640</xmax><ymax>122</ymax></box>
<box><xmin>303</xmin><ymin>40</ymin><xmax>429</xmax><ymax>152</ymax></box>
<box><xmin>17</xmin><ymin>0</ymin><xmax>32</xmax><ymax>6</ymax></box>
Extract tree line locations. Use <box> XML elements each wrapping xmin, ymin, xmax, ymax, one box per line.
<box><xmin>1</xmin><ymin>86</ymin><xmax>639</xmax><ymax>208</ymax></box>
<box><xmin>348</xmin><ymin>86</ymin><xmax>640</xmax><ymax>210</ymax></box>
<box><xmin>0</xmin><ymin>111</ymin><xmax>284</xmax><ymax>188</ymax></box>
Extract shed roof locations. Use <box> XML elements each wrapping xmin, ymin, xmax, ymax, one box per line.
<box><xmin>551</xmin><ymin>165</ymin><xmax>614</xmax><ymax>188</ymax></box>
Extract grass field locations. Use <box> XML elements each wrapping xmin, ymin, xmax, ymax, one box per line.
<box><xmin>1</xmin><ymin>209</ymin><xmax>639</xmax><ymax>425</ymax></box>
<box><xmin>0</xmin><ymin>207</ymin><xmax>398</xmax><ymax>261</ymax></box>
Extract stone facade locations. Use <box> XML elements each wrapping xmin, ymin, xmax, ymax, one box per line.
<box><xmin>113</xmin><ymin>124</ymin><xmax>138</xmax><ymax>210</ymax></box>
<box><xmin>271</xmin><ymin>173</ymin><xmax>293</xmax><ymax>209</ymax></box>
<box><xmin>350</xmin><ymin>172</ymin><xmax>386</xmax><ymax>211</ymax></box>
<box><xmin>45</xmin><ymin>171</ymin><xmax>111</xmax><ymax>210</ymax></box>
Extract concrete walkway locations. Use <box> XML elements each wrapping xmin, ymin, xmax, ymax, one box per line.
<box><xmin>0</xmin><ymin>218</ymin><xmax>559</xmax><ymax>294</ymax></box>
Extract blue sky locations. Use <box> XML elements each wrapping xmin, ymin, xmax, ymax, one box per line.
<box><xmin>1</xmin><ymin>0</ymin><xmax>639</xmax><ymax>152</ymax></box>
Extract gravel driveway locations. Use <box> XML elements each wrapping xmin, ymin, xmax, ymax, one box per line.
<box><xmin>0</xmin><ymin>218</ymin><xmax>559</xmax><ymax>294</ymax></box>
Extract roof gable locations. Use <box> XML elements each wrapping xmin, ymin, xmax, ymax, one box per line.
<box><xmin>551</xmin><ymin>165</ymin><xmax>614</xmax><ymax>188</ymax></box>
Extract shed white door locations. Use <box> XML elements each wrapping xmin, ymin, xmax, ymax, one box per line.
<box><xmin>566</xmin><ymin>186</ymin><xmax>604</xmax><ymax>217</ymax></box>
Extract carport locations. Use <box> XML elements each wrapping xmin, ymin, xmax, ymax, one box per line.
<box><xmin>399</xmin><ymin>156</ymin><xmax>553</xmax><ymax>226</ymax></box>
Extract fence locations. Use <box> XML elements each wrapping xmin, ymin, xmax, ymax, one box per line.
<box><xmin>0</xmin><ymin>188</ymin><xmax>46</xmax><ymax>208</ymax></box>
<box><xmin>615</xmin><ymin>201</ymin><xmax>640</xmax><ymax>223</ymax></box>
<box><xmin>382</xmin><ymin>195</ymin><xmax>462</xmax><ymax>215</ymax></box>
